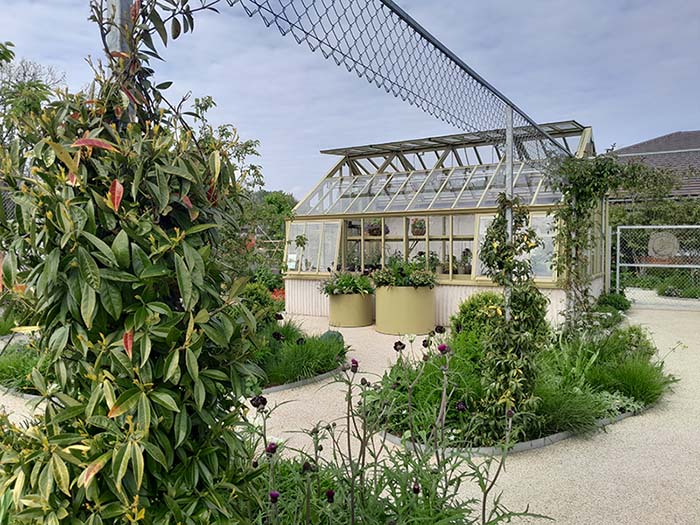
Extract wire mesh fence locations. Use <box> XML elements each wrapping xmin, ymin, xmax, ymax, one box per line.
<box><xmin>226</xmin><ymin>0</ymin><xmax>569</xmax><ymax>165</ymax></box>
<box><xmin>614</xmin><ymin>225</ymin><xmax>700</xmax><ymax>309</ymax></box>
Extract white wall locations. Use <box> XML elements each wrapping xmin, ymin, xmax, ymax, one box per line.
<box><xmin>286</xmin><ymin>278</ymin><xmax>570</xmax><ymax>327</ymax></box>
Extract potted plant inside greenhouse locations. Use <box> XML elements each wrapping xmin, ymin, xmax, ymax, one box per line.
<box><xmin>322</xmin><ymin>273</ymin><xmax>375</xmax><ymax>327</ymax></box>
<box><xmin>371</xmin><ymin>259</ymin><xmax>437</xmax><ymax>335</ymax></box>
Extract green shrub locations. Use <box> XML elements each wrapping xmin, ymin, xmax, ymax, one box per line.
<box><xmin>449</xmin><ymin>291</ymin><xmax>503</xmax><ymax>335</ymax></box>
<box><xmin>321</xmin><ymin>272</ymin><xmax>374</xmax><ymax>295</ymax></box>
<box><xmin>588</xmin><ymin>357</ymin><xmax>673</xmax><ymax>405</ymax></box>
<box><xmin>241</xmin><ymin>282</ymin><xmax>284</xmax><ymax>325</ymax></box>
<box><xmin>253</xmin><ymin>266</ymin><xmax>284</xmax><ymax>292</ymax></box>
<box><xmin>261</xmin><ymin>334</ymin><xmax>346</xmax><ymax>387</ymax></box>
<box><xmin>594</xmin><ymin>325</ymin><xmax>656</xmax><ymax>365</ymax></box>
<box><xmin>597</xmin><ymin>292</ymin><xmax>631</xmax><ymax>311</ymax></box>
<box><xmin>371</xmin><ymin>260</ymin><xmax>436</xmax><ymax>288</ymax></box>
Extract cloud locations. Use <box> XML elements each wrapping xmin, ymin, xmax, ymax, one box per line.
<box><xmin>5</xmin><ymin>0</ymin><xmax>700</xmax><ymax>196</ymax></box>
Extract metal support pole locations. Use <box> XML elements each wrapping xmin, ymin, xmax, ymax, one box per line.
<box><xmin>504</xmin><ymin>107</ymin><xmax>514</xmax><ymax>322</ymax></box>
<box><xmin>106</xmin><ymin>0</ymin><xmax>131</xmax><ymax>54</ymax></box>
<box><xmin>615</xmin><ymin>226</ymin><xmax>621</xmax><ymax>294</ymax></box>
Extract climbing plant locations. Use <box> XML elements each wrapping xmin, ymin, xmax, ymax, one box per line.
<box><xmin>548</xmin><ymin>155</ymin><xmax>675</xmax><ymax>329</ymax></box>
<box><xmin>477</xmin><ymin>193</ymin><xmax>549</xmax><ymax>442</ymax></box>
<box><xmin>0</xmin><ymin>2</ymin><xmax>264</xmax><ymax>524</ymax></box>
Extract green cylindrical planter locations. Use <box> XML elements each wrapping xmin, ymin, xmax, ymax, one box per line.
<box><xmin>375</xmin><ymin>286</ymin><xmax>435</xmax><ymax>335</ymax></box>
<box><xmin>329</xmin><ymin>294</ymin><xmax>374</xmax><ymax>327</ymax></box>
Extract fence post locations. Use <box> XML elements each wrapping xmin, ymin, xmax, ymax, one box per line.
<box><xmin>615</xmin><ymin>226</ymin><xmax>621</xmax><ymax>294</ymax></box>
<box><xmin>605</xmin><ymin>224</ymin><xmax>612</xmax><ymax>293</ymax></box>
<box><xmin>504</xmin><ymin>107</ymin><xmax>513</xmax><ymax>323</ymax></box>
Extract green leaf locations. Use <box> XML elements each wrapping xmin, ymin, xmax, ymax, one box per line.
<box><xmin>139</xmin><ymin>334</ymin><xmax>152</xmax><ymax>367</ymax></box>
<box><xmin>100</xmin><ymin>281</ymin><xmax>123</xmax><ymax>320</ymax></box>
<box><xmin>164</xmin><ymin>350</ymin><xmax>180</xmax><ymax>383</ymax></box>
<box><xmin>137</xmin><ymin>393</ymin><xmax>151</xmax><ymax>433</ymax></box>
<box><xmin>171</xmin><ymin>17</ymin><xmax>182</xmax><ymax>40</ymax></box>
<box><xmin>174</xmin><ymin>410</ymin><xmax>188</xmax><ymax>448</ymax></box>
<box><xmin>111</xmin><ymin>230</ymin><xmax>130</xmax><ymax>269</ymax></box>
<box><xmin>101</xmin><ymin>268</ymin><xmax>138</xmax><ymax>282</ymax></box>
<box><xmin>108</xmin><ymin>388</ymin><xmax>141</xmax><ymax>418</ymax></box>
<box><xmin>142</xmin><ymin>441</ymin><xmax>168</xmax><ymax>468</ymax></box>
<box><xmin>80</xmin><ymin>281</ymin><xmax>97</xmax><ymax>329</ymax></box>
<box><xmin>150</xmin><ymin>8</ymin><xmax>168</xmax><ymax>46</ymax></box>
<box><xmin>113</xmin><ymin>444</ymin><xmax>130</xmax><ymax>489</ymax></box>
<box><xmin>175</xmin><ymin>254</ymin><xmax>192</xmax><ymax>311</ymax></box>
<box><xmin>150</xmin><ymin>389</ymin><xmax>180</xmax><ymax>412</ymax></box>
<box><xmin>82</xmin><ymin>231</ymin><xmax>118</xmax><ymax>267</ymax></box>
<box><xmin>48</xmin><ymin>325</ymin><xmax>70</xmax><ymax>356</ymax></box>
<box><xmin>193</xmin><ymin>378</ymin><xmax>205</xmax><ymax>411</ymax></box>
<box><xmin>78</xmin><ymin>451</ymin><xmax>112</xmax><ymax>488</ymax></box>
<box><xmin>185</xmin><ymin>223</ymin><xmax>218</xmax><ymax>236</ymax></box>
<box><xmin>185</xmin><ymin>348</ymin><xmax>199</xmax><ymax>381</ymax></box>
<box><xmin>140</xmin><ymin>264</ymin><xmax>171</xmax><ymax>279</ymax></box>
<box><xmin>51</xmin><ymin>455</ymin><xmax>70</xmax><ymax>496</ymax></box>
<box><xmin>78</xmin><ymin>247</ymin><xmax>101</xmax><ymax>289</ymax></box>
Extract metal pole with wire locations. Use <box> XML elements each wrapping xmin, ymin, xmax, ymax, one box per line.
<box><xmin>504</xmin><ymin>107</ymin><xmax>514</xmax><ymax>322</ymax></box>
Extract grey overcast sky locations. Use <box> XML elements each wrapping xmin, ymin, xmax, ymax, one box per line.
<box><xmin>4</xmin><ymin>1</ymin><xmax>700</xmax><ymax>198</ymax></box>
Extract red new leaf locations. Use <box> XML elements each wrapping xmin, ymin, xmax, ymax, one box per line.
<box><xmin>130</xmin><ymin>0</ymin><xmax>141</xmax><ymax>23</ymax></box>
<box><xmin>110</xmin><ymin>180</ymin><xmax>124</xmax><ymax>212</ymax></box>
<box><xmin>66</xmin><ymin>172</ymin><xmax>78</xmax><ymax>186</ymax></box>
<box><xmin>123</xmin><ymin>330</ymin><xmax>133</xmax><ymax>359</ymax></box>
<box><xmin>182</xmin><ymin>196</ymin><xmax>193</xmax><ymax>209</ymax></box>
<box><xmin>72</xmin><ymin>138</ymin><xmax>118</xmax><ymax>152</ymax></box>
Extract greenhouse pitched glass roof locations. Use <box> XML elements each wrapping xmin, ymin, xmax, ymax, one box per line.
<box><xmin>295</xmin><ymin>121</ymin><xmax>591</xmax><ymax>217</ymax></box>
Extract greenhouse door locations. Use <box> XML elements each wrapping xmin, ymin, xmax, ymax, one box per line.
<box><xmin>613</xmin><ymin>225</ymin><xmax>700</xmax><ymax>309</ymax></box>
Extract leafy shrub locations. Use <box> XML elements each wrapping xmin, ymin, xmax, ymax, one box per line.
<box><xmin>241</xmin><ymin>281</ymin><xmax>284</xmax><ymax>325</ymax></box>
<box><xmin>0</xmin><ymin>343</ymin><xmax>49</xmax><ymax>393</ymax></box>
<box><xmin>319</xmin><ymin>330</ymin><xmax>345</xmax><ymax>345</ymax></box>
<box><xmin>0</xmin><ymin>4</ymin><xmax>265</xmax><ymax>522</ymax></box>
<box><xmin>449</xmin><ymin>291</ymin><xmax>503</xmax><ymax>335</ymax></box>
<box><xmin>371</xmin><ymin>260</ymin><xmax>436</xmax><ymax>288</ymax></box>
<box><xmin>253</xmin><ymin>266</ymin><xmax>284</xmax><ymax>292</ymax></box>
<box><xmin>587</xmin><ymin>358</ymin><xmax>673</xmax><ymax>405</ymax></box>
<box><xmin>597</xmin><ymin>292</ymin><xmax>631</xmax><ymax>311</ymax></box>
<box><xmin>321</xmin><ymin>272</ymin><xmax>374</xmax><ymax>295</ymax></box>
<box><xmin>594</xmin><ymin>325</ymin><xmax>656</xmax><ymax>365</ymax></box>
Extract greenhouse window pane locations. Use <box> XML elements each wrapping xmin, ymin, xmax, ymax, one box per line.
<box><xmin>326</xmin><ymin>176</ymin><xmax>372</xmax><ymax>214</ymax></box>
<box><xmin>479</xmin><ymin>161</ymin><xmax>523</xmax><ymax>208</ymax></box>
<box><xmin>384</xmin><ymin>171</ymin><xmax>430</xmax><ymax>212</ymax></box>
<box><xmin>320</xmin><ymin>222</ymin><xmax>340</xmax><ymax>272</ymax></box>
<box><xmin>346</xmin><ymin>175</ymin><xmax>390</xmax><ymax>213</ymax></box>
<box><xmin>532</xmin><ymin>181</ymin><xmax>563</xmax><ymax>205</ymax></box>
<box><xmin>365</xmin><ymin>173</ymin><xmax>409</xmax><ymax>212</ymax></box>
<box><xmin>475</xmin><ymin>215</ymin><xmax>494</xmax><ymax>276</ymax></box>
<box><xmin>455</xmin><ymin>164</ymin><xmax>499</xmax><ymax>209</ymax></box>
<box><xmin>431</xmin><ymin>167</ymin><xmax>472</xmax><ymax>209</ymax></box>
<box><xmin>344</xmin><ymin>239</ymin><xmax>361</xmax><ymax>272</ymax></box>
<box><xmin>530</xmin><ymin>215</ymin><xmax>555</xmax><ymax>278</ymax></box>
<box><xmin>452</xmin><ymin>240</ymin><xmax>474</xmax><ymax>275</ymax></box>
<box><xmin>513</xmin><ymin>167</ymin><xmax>542</xmax><ymax>203</ymax></box>
<box><xmin>407</xmin><ymin>169</ymin><xmax>452</xmax><ymax>211</ymax></box>
<box><xmin>299</xmin><ymin>223</ymin><xmax>322</xmax><ymax>272</ymax></box>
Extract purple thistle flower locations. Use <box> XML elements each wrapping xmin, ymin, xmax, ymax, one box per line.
<box><xmin>274</xmin><ymin>313</ymin><xmax>284</xmax><ymax>321</ymax></box>
<box><xmin>506</xmin><ymin>408</ymin><xmax>515</xmax><ymax>419</ymax></box>
<box><xmin>437</xmin><ymin>343</ymin><xmax>450</xmax><ymax>355</ymax></box>
<box><xmin>269</xmin><ymin>490</ymin><xmax>280</xmax><ymax>504</ymax></box>
<box><xmin>250</xmin><ymin>395</ymin><xmax>268</xmax><ymax>408</ymax></box>
<box><xmin>326</xmin><ymin>489</ymin><xmax>335</xmax><ymax>503</ymax></box>
<box><xmin>412</xmin><ymin>480</ymin><xmax>421</xmax><ymax>494</ymax></box>
<box><xmin>455</xmin><ymin>400</ymin><xmax>467</xmax><ymax>413</ymax></box>
<box><xmin>272</xmin><ymin>331</ymin><xmax>284</xmax><ymax>341</ymax></box>
<box><xmin>296</xmin><ymin>337</ymin><xmax>306</xmax><ymax>345</ymax></box>
<box><xmin>421</xmin><ymin>339</ymin><xmax>429</xmax><ymax>348</ymax></box>
<box><xmin>393</xmin><ymin>340</ymin><xmax>406</xmax><ymax>352</ymax></box>
<box><xmin>265</xmin><ymin>442</ymin><xmax>278</xmax><ymax>456</ymax></box>
<box><xmin>434</xmin><ymin>325</ymin><xmax>446</xmax><ymax>334</ymax></box>
<box><xmin>350</xmin><ymin>358</ymin><xmax>359</xmax><ymax>373</ymax></box>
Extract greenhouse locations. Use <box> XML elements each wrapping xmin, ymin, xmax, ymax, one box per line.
<box><xmin>284</xmin><ymin>120</ymin><xmax>605</xmax><ymax>324</ymax></box>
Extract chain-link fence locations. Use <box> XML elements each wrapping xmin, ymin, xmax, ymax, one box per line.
<box><xmin>226</xmin><ymin>0</ymin><xmax>569</xmax><ymax>166</ymax></box>
<box><xmin>614</xmin><ymin>225</ymin><xmax>700</xmax><ymax>309</ymax></box>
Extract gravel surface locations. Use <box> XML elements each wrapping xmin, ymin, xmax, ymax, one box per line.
<box><xmin>1</xmin><ymin>308</ymin><xmax>697</xmax><ymax>523</ymax></box>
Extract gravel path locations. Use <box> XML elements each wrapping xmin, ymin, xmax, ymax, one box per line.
<box><xmin>1</xmin><ymin>308</ymin><xmax>697</xmax><ymax>523</ymax></box>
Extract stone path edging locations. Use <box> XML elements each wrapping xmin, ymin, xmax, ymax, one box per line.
<box><xmin>262</xmin><ymin>364</ymin><xmax>348</xmax><ymax>394</ymax></box>
<box><xmin>383</xmin><ymin>408</ymin><xmax>648</xmax><ymax>456</ymax></box>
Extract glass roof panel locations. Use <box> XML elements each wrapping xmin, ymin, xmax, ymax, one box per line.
<box><xmin>407</xmin><ymin>168</ymin><xmax>453</xmax><ymax>211</ymax></box>
<box><xmin>384</xmin><ymin>171</ymin><xmax>430</xmax><ymax>212</ymax></box>
<box><xmin>326</xmin><ymin>175</ymin><xmax>372</xmax><ymax>214</ymax></box>
<box><xmin>454</xmin><ymin>164</ymin><xmax>500</xmax><ymax>209</ymax></box>
<box><xmin>479</xmin><ymin>161</ymin><xmax>522</xmax><ymax>208</ymax></box>
<box><xmin>364</xmin><ymin>173</ymin><xmax>409</xmax><ymax>213</ymax></box>
<box><xmin>345</xmin><ymin>174</ymin><xmax>391</xmax><ymax>213</ymax></box>
<box><xmin>430</xmin><ymin>167</ymin><xmax>473</xmax><ymax>209</ymax></box>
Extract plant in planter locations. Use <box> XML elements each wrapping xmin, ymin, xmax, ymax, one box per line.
<box><xmin>410</xmin><ymin>217</ymin><xmax>426</xmax><ymax>236</ymax></box>
<box><xmin>412</xmin><ymin>250</ymin><xmax>440</xmax><ymax>271</ymax></box>
<box><xmin>459</xmin><ymin>248</ymin><xmax>473</xmax><ymax>275</ymax></box>
<box><xmin>321</xmin><ymin>272</ymin><xmax>374</xmax><ymax>327</ymax></box>
<box><xmin>371</xmin><ymin>261</ymin><xmax>437</xmax><ymax>334</ymax></box>
<box><xmin>364</xmin><ymin>218</ymin><xmax>388</xmax><ymax>237</ymax></box>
